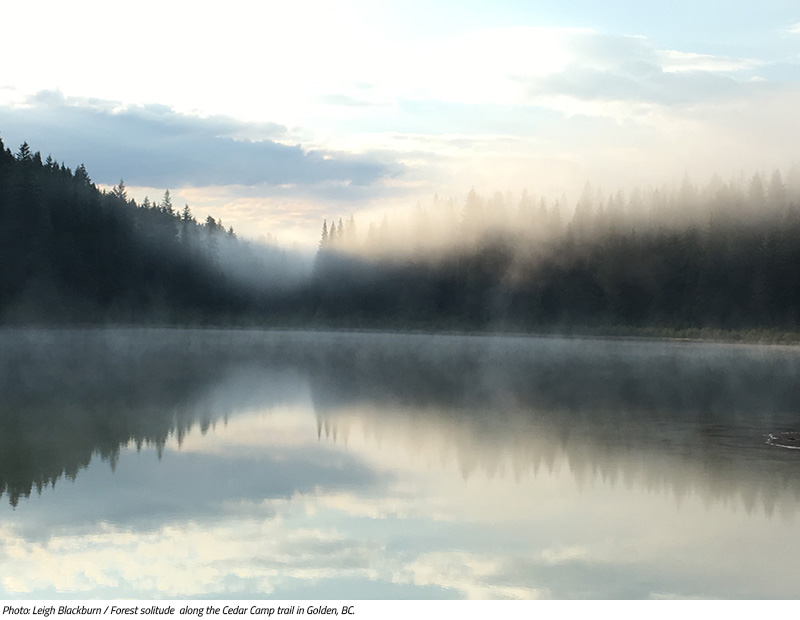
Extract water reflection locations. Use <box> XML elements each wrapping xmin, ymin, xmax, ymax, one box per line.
<box><xmin>1</xmin><ymin>328</ymin><xmax>799</xmax><ymax>598</ymax></box>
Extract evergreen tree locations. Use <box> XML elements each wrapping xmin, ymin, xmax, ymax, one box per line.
<box><xmin>74</xmin><ymin>164</ymin><xmax>92</xmax><ymax>186</ymax></box>
<box><xmin>160</xmin><ymin>190</ymin><xmax>174</xmax><ymax>216</ymax></box>
<box><xmin>320</xmin><ymin>219</ymin><xmax>328</xmax><ymax>249</ymax></box>
<box><xmin>181</xmin><ymin>204</ymin><xmax>195</xmax><ymax>223</ymax></box>
<box><xmin>768</xmin><ymin>170</ymin><xmax>786</xmax><ymax>210</ymax></box>
<box><xmin>111</xmin><ymin>179</ymin><xmax>127</xmax><ymax>201</ymax></box>
<box><xmin>16</xmin><ymin>142</ymin><xmax>32</xmax><ymax>161</ymax></box>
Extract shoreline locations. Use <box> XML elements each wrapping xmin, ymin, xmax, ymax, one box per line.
<box><xmin>2</xmin><ymin>320</ymin><xmax>800</xmax><ymax>347</ymax></box>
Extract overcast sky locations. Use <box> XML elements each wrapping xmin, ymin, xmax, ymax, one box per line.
<box><xmin>3</xmin><ymin>0</ymin><xmax>800</xmax><ymax>246</ymax></box>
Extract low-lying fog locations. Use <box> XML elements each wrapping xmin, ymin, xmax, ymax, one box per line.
<box><xmin>3</xmin><ymin>327</ymin><xmax>798</xmax><ymax>509</ymax></box>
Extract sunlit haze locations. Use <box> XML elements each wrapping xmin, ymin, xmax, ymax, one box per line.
<box><xmin>3</xmin><ymin>0</ymin><xmax>800</xmax><ymax>247</ymax></box>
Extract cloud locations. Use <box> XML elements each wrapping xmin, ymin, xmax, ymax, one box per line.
<box><xmin>0</xmin><ymin>91</ymin><xmax>404</xmax><ymax>193</ymax></box>
<box><xmin>533</xmin><ymin>65</ymin><xmax>742</xmax><ymax>105</ymax></box>
<box><xmin>0</xmin><ymin>516</ymin><xmax>386</xmax><ymax>598</ymax></box>
<box><xmin>524</xmin><ymin>32</ymin><xmax>762</xmax><ymax>106</ymax></box>
<box><xmin>659</xmin><ymin>50</ymin><xmax>761</xmax><ymax>73</ymax></box>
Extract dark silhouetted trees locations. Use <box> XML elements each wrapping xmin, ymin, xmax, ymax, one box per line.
<box><xmin>0</xmin><ymin>136</ymin><xmax>270</xmax><ymax>323</ymax></box>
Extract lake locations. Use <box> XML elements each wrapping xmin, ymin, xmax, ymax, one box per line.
<box><xmin>1</xmin><ymin>328</ymin><xmax>799</xmax><ymax>599</ymax></box>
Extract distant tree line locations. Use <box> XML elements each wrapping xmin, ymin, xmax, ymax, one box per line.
<box><xmin>313</xmin><ymin>173</ymin><xmax>800</xmax><ymax>331</ymax></box>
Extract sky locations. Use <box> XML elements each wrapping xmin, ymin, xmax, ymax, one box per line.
<box><xmin>3</xmin><ymin>0</ymin><xmax>800</xmax><ymax>247</ymax></box>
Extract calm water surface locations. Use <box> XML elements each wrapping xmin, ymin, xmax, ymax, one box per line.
<box><xmin>1</xmin><ymin>328</ymin><xmax>799</xmax><ymax>599</ymax></box>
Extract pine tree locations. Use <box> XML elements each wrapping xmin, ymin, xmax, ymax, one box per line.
<box><xmin>768</xmin><ymin>170</ymin><xmax>786</xmax><ymax>210</ymax></box>
<box><xmin>320</xmin><ymin>219</ymin><xmax>329</xmax><ymax>249</ymax></box>
<box><xmin>181</xmin><ymin>204</ymin><xmax>195</xmax><ymax>223</ymax></box>
<box><xmin>160</xmin><ymin>190</ymin><xmax>174</xmax><ymax>216</ymax></box>
<box><xmin>74</xmin><ymin>164</ymin><xmax>92</xmax><ymax>186</ymax></box>
<box><xmin>111</xmin><ymin>179</ymin><xmax>128</xmax><ymax>201</ymax></box>
<box><xmin>16</xmin><ymin>142</ymin><xmax>32</xmax><ymax>161</ymax></box>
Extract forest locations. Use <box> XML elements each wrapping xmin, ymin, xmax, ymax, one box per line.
<box><xmin>0</xmin><ymin>137</ymin><xmax>297</xmax><ymax>323</ymax></box>
<box><xmin>315</xmin><ymin>170</ymin><xmax>800</xmax><ymax>333</ymax></box>
<box><xmin>3</xmin><ymin>134</ymin><xmax>800</xmax><ymax>334</ymax></box>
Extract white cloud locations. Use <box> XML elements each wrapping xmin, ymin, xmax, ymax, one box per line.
<box><xmin>525</xmin><ymin>32</ymin><xmax>760</xmax><ymax>107</ymax></box>
<box><xmin>0</xmin><ymin>518</ymin><xmax>381</xmax><ymax>597</ymax></box>
<box><xmin>659</xmin><ymin>50</ymin><xmax>762</xmax><ymax>73</ymax></box>
<box><xmin>398</xmin><ymin>551</ymin><xmax>548</xmax><ymax>600</ymax></box>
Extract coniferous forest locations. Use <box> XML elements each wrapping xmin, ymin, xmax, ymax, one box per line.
<box><xmin>0</xmin><ymin>137</ymin><xmax>296</xmax><ymax>323</ymax></box>
<box><xmin>3</xmin><ymin>134</ymin><xmax>800</xmax><ymax>335</ymax></box>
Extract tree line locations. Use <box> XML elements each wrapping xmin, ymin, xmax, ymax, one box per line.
<box><xmin>313</xmin><ymin>172</ymin><xmax>800</xmax><ymax>332</ymax></box>
<box><xmin>0</xmin><ymin>137</ymin><xmax>287</xmax><ymax>323</ymax></box>
<box><xmin>4</xmin><ymin>133</ymin><xmax>800</xmax><ymax>333</ymax></box>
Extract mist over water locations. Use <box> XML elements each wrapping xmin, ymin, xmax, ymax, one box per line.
<box><xmin>1</xmin><ymin>328</ymin><xmax>799</xmax><ymax>598</ymax></box>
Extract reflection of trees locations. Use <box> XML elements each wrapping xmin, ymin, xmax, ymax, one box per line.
<box><xmin>0</xmin><ymin>329</ymin><xmax>251</xmax><ymax>506</ymax></box>
<box><xmin>303</xmin><ymin>333</ymin><xmax>800</xmax><ymax>516</ymax></box>
<box><xmin>4</xmin><ymin>328</ymin><xmax>800</xmax><ymax>515</ymax></box>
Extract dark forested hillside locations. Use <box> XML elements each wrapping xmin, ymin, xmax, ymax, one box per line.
<box><xmin>0</xmin><ymin>137</ymin><xmax>286</xmax><ymax>323</ymax></box>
